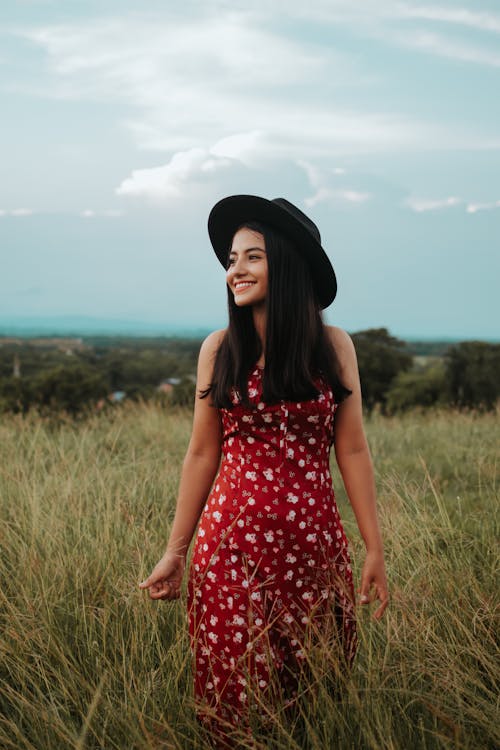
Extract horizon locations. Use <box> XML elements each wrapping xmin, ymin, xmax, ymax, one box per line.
<box><xmin>0</xmin><ymin>313</ymin><xmax>497</xmax><ymax>344</ymax></box>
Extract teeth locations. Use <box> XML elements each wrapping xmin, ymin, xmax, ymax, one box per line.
<box><xmin>235</xmin><ymin>282</ymin><xmax>255</xmax><ymax>289</ymax></box>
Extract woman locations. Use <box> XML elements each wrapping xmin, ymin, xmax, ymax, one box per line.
<box><xmin>140</xmin><ymin>195</ymin><xmax>389</xmax><ymax>740</ymax></box>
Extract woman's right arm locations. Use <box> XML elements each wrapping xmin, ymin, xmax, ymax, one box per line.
<box><xmin>139</xmin><ymin>329</ymin><xmax>224</xmax><ymax>600</ymax></box>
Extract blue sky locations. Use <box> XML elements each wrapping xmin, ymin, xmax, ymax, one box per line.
<box><xmin>1</xmin><ymin>0</ymin><xmax>499</xmax><ymax>339</ymax></box>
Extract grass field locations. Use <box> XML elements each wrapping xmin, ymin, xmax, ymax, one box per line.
<box><xmin>0</xmin><ymin>403</ymin><xmax>498</xmax><ymax>749</ymax></box>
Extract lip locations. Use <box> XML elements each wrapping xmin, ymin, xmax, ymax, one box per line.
<box><xmin>234</xmin><ymin>281</ymin><xmax>256</xmax><ymax>294</ymax></box>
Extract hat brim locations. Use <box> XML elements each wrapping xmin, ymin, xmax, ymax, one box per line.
<box><xmin>208</xmin><ymin>195</ymin><xmax>337</xmax><ymax>309</ymax></box>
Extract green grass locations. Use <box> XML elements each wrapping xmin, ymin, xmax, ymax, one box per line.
<box><xmin>0</xmin><ymin>404</ymin><xmax>498</xmax><ymax>749</ymax></box>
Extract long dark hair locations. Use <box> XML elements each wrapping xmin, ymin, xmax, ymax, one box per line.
<box><xmin>201</xmin><ymin>221</ymin><xmax>351</xmax><ymax>407</ymax></box>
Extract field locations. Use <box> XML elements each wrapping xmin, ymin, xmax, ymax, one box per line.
<box><xmin>0</xmin><ymin>404</ymin><xmax>498</xmax><ymax>749</ymax></box>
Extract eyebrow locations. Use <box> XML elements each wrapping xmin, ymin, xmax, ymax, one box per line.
<box><xmin>228</xmin><ymin>246</ymin><xmax>266</xmax><ymax>256</ymax></box>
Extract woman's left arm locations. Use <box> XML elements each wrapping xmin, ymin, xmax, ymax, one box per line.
<box><xmin>328</xmin><ymin>327</ymin><xmax>389</xmax><ymax>620</ymax></box>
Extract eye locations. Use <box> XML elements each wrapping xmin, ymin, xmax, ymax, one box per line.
<box><xmin>249</xmin><ymin>254</ymin><xmax>262</xmax><ymax>260</ymax></box>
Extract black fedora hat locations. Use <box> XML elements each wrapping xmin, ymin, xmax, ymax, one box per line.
<box><xmin>208</xmin><ymin>195</ymin><xmax>337</xmax><ymax>309</ymax></box>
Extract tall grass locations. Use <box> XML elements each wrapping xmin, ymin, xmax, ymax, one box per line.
<box><xmin>0</xmin><ymin>404</ymin><xmax>498</xmax><ymax>749</ymax></box>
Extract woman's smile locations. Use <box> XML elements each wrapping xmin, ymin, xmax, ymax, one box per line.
<box><xmin>234</xmin><ymin>281</ymin><xmax>257</xmax><ymax>293</ymax></box>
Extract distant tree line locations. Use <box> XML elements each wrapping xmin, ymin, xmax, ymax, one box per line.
<box><xmin>351</xmin><ymin>329</ymin><xmax>500</xmax><ymax>413</ymax></box>
<box><xmin>0</xmin><ymin>331</ymin><xmax>498</xmax><ymax>416</ymax></box>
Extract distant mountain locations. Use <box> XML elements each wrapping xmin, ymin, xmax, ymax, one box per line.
<box><xmin>0</xmin><ymin>316</ymin><xmax>212</xmax><ymax>338</ymax></box>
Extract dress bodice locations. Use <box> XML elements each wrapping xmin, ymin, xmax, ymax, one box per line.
<box><xmin>219</xmin><ymin>365</ymin><xmax>338</xmax><ymax>491</ymax></box>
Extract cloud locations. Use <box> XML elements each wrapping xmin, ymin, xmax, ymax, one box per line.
<box><xmin>0</xmin><ymin>208</ymin><xmax>34</xmax><ymax>216</ymax></box>
<box><xmin>387</xmin><ymin>28</ymin><xmax>500</xmax><ymax>67</ymax></box>
<box><xmin>298</xmin><ymin>160</ymin><xmax>370</xmax><ymax>208</ymax></box>
<box><xmin>116</xmin><ymin>146</ymin><xmax>235</xmax><ymax>200</ymax></box>
<box><xmin>401</xmin><ymin>6</ymin><xmax>500</xmax><ymax>34</ymax></box>
<box><xmin>305</xmin><ymin>188</ymin><xmax>371</xmax><ymax>208</ymax></box>
<box><xmin>12</xmin><ymin>12</ymin><xmax>440</xmax><ymax>163</ymax></box>
<box><xmin>268</xmin><ymin>1</ymin><xmax>500</xmax><ymax>67</ymax></box>
<box><xmin>80</xmin><ymin>209</ymin><xmax>124</xmax><ymax>218</ymax></box>
<box><xmin>406</xmin><ymin>194</ymin><xmax>500</xmax><ymax>213</ymax></box>
<box><xmin>405</xmin><ymin>196</ymin><xmax>462</xmax><ymax>212</ymax></box>
<box><xmin>466</xmin><ymin>200</ymin><xmax>500</xmax><ymax>214</ymax></box>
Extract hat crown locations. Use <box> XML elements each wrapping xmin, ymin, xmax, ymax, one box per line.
<box><xmin>271</xmin><ymin>198</ymin><xmax>321</xmax><ymax>244</ymax></box>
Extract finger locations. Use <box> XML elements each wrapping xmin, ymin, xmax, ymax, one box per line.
<box><xmin>149</xmin><ymin>581</ymin><xmax>179</xmax><ymax>600</ymax></box>
<box><xmin>358</xmin><ymin>578</ymin><xmax>374</xmax><ymax>605</ymax></box>
<box><xmin>138</xmin><ymin>577</ymin><xmax>151</xmax><ymax>589</ymax></box>
<box><xmin>372</xmin><ymin>589</ymin><xmax>389</xmax><ymax>620</ymax></box>
<box><xmin>149</xmin><ymin>584</ymin><xmax>171</xmax><ymax>599</ymax></box>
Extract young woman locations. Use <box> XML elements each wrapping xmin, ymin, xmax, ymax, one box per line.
<box><xmin>140</xmin><ymin>195</ymin><xmax>389</xmax><ymax>741</ymax></box>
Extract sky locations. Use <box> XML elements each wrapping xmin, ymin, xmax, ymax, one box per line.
<box><xmin>0</xmin><ymin>0</ymin><xmax>499</xmax><ymax>339</ymax></box>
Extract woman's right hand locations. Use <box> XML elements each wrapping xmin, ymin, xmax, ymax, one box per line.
<box><xmin>139</xmin><ymin>551</ymin><xmax>186</xmax><ymax>600</ymax></box>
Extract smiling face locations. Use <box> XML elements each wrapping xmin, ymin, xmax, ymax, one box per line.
<box><xmin>226</xmin><ymin>227</ymin><xmax>268</xmax><ymax>308</ymax></box>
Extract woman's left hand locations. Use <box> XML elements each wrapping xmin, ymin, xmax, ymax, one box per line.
<box><xmin>358</xmin><ymin>549</ymin><xmax>389</xmax><ymax>620</ymax></box>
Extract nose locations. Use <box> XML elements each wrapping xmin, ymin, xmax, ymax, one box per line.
<box><xmin>227</xmin><ymin>255</ymin><xmax>246</xmax><ymax>278</ymax></box>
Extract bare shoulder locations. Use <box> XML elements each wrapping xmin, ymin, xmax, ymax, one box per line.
<box><xmin>199</xmin><ymin>328</ymin><xmax>226</xmax><ymax>361</ymax></box>
<box><xmin>325</xmin><ymin>326</ymin><xmax>356</xmax><ymax>363</ymax></box>
<box><xmin>197</xmin><ymin>329</ymin><xmax>226</xmax><ymax>387</ymax></box>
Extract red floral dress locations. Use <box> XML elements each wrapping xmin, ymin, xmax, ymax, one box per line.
<box><xmin>188</xmin><ymin>365</ymin><xmax>356</xmax><ymax>734</ymax></box>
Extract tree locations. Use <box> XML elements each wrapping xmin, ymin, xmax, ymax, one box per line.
<box><xmin>445</xmin><ymin>341</ymin><xmax>500</xmax><ymax>410</ymax></box>
<box><xmin>350</xmin><ymin>328</ymin><xmax>413</xmax><ymax>411</ymax></box>
<box><xmin>31</xmin><ymin>364</ymin><xmax>109</xmax><ymax>416</ymax></box>
<box><xmin>385</xmin><ymin>363</ymin><xmax>448</xmax><ymax>413</ymax></box>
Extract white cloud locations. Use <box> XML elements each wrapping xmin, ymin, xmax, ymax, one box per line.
<box><xmin>8</xmin><ymin>3</ymin><xmax>500</xmax><ymax>208</ymax></box>
<box><xmin>116</xmin><ymin>146</ymin><xmax>234</xmax><ymax>200</ymax></box>
<box><xmin>298</xmin><ymin>159</ymin><xmax>369</xmax><ymax>208</ymax></box>
<box><xmin>266</xmin><ymin>1</ymin><xmax>500</xmax><ymax>67</ymax></box>
<box><xmin>405</xmin><ymin>196</ymin><xmax>462</xmax><ymax>212</ymax></box>
<box><xmin>466</xmin><ymin>200</ymin><xmax>500</xmax><ymax>214</ymax></box>
<box><xmin>210</xmin><ymin>131</ymin><xmax>266</xmax><ymax>167</ymax></box>
<box><xmin>12</xmin><ymin>12</ymin><xmax>440</xmax><ymax>165</ymax></box>
<box><xmin>406</xmin><ymin>195</ymin><xmax>500</xmax><ymax>213</ymax></box>
<box><xmin>80</xmin><ymin>209</ymin><xmax>124</xmax><ymax>217</ymax></box>
<box><xmin>0</xmin><ymin>208</ymin><xmax>34</xmax><ymax>216</ymax></box>
<box><xmin>305</xmin><ymin>188</ymin><xmax>371</xmax><ymax>208</ymax></box>
<box><xmin>401</xmin><ymin>6</ymin><xmax>500</xmax><ymax>34</ymax></box>
<box><xmin>388</xmin><ymin>28</ymin><xmax>500</xmax><ymax>67</ymax></box>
